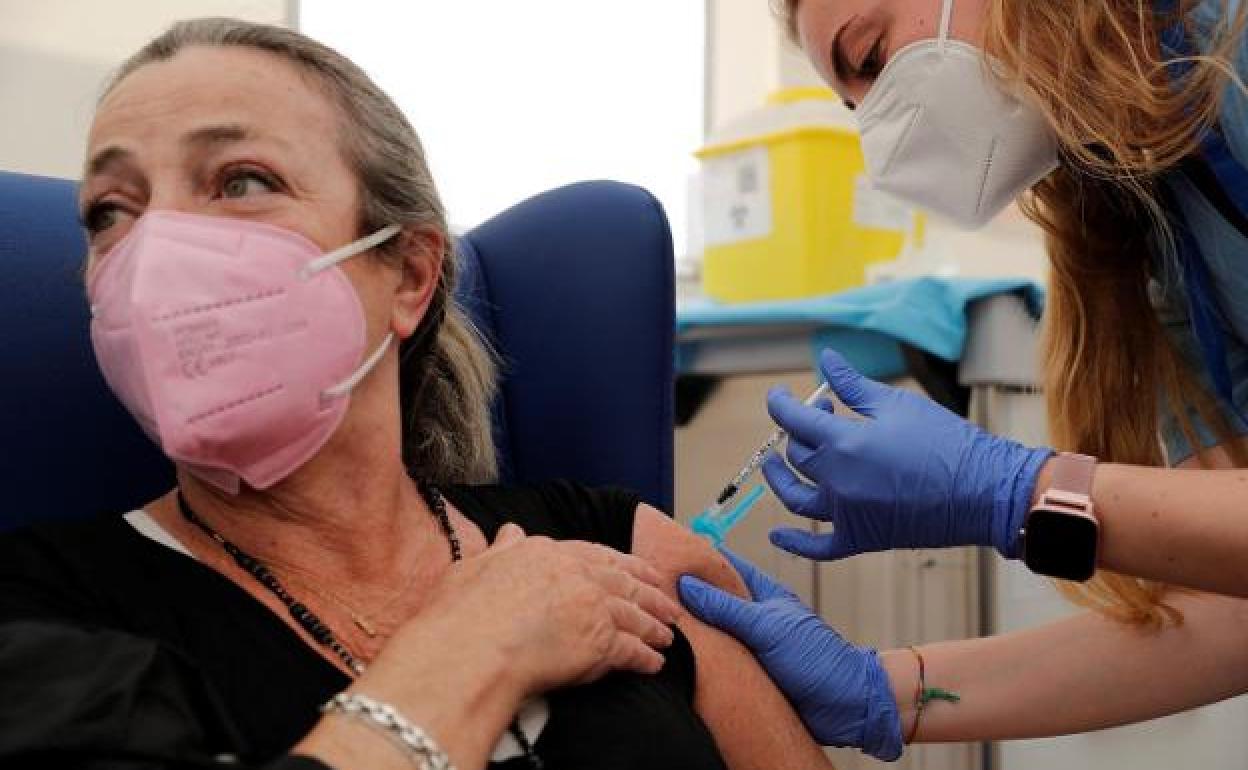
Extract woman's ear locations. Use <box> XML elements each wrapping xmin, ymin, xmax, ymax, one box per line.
<box><xmin>390</xmin><ymin>226</ymin><xmax>445</xmax><ymax>339</ymax></box>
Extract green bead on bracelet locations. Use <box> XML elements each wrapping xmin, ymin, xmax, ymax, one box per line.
<box><xmin>920</xmin><ymin>687</ymin><xmax>962</xmax><ymax>706</ymax></box>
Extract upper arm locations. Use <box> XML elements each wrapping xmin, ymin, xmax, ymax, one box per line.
<box><xmin>630</xmin><ymin>505</ymin><xmax>835</xmax><ymax>770</ymax></box>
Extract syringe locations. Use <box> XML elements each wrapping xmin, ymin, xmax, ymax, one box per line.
<box><xmin>712</xmin><ymin>381</ymin><xmax>832</xmax><ymax>508</ymax></box>
<box><xmin>692</xmin><ymin>484</ymin><xmax>766</xmax><ymax>546</ymax></box>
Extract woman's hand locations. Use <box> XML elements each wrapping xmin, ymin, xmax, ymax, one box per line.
<box><xmin>429</xmin><ymin>523</ymin><xmax>683</xmax><ymax>692</ymax></box>
<box><xmin>764</xmin><ymin>349</ymin><xmax>1052</xmax><ymax>560</ymax></box>
<box><xmin>301</xmin><ymin>524</ymin><xmax>682</xmax><ymax>770</ymax></box>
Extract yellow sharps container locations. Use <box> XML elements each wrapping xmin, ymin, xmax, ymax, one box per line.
<box><xmin>697</xmin><ymin>87</ymin><xmax>923</xmax><ymax>303</ymax></box>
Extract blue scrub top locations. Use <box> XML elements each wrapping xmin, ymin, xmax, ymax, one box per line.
<box><xmin>1154</xmin><ymin>0</ymin><xmax>1248</xmax><ymax>463</ymax></box>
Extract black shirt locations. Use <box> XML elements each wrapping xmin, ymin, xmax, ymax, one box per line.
<box><xmin>0</xmin><ymin>481</ymin><xmax>727</xmax><ymax>770</ymax></box>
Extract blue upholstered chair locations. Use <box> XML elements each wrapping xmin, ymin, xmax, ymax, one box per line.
<box><xmin>0</xmin><ymin>171</ymin><xmax>674</xmax><ymax>531</ymax></box>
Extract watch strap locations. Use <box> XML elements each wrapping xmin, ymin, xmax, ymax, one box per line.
<box><xmin>1048</xmin><ymin>453</ymin><xmax>1096</xmax><ymax>498</ymax></box>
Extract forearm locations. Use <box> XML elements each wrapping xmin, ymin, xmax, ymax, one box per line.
<box><xmin>880</xmin><ymin>592</ymin><xmax>1248</xmax><ymax>744</ymax></box>
<box><xmin>297</xmin><ymin>694</ymin><xmax>513</xmax><ymax>770</ymax></box>
<box><xmin>1031</xmin><ymin>459</ymin><xmax>1248</xmax><ymax>596</ymax></box>
<box><xmin>295</xmin><ymin>620</ymin><xmax>523</xmax><ymax>770</ymax></box>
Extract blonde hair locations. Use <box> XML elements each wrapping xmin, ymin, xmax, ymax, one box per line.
<box><xmin>776</xmin><ymin>0</ymin><xmax>1248</xmax><ymax>626</ymax></box>
<box><xmin>105</xmin><ymin>18</ymin><xmax>499</xmax><ymax>486</ymax></box>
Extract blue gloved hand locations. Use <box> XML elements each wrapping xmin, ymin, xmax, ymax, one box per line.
<box><xmin>678</xmin><ymin>549</ymin><xmax>902</xmax><ymax>761</ymax></box>
<box><xmin>764</xmin><ymin>349</ymin><xmax>1052</xmax><ymax>561</ymax></box>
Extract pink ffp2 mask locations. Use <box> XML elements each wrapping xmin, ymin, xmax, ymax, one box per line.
<box><xmin>87</xmin><ymin>211</ymin><xmax>400</xmax><ymax>494</ymax></box>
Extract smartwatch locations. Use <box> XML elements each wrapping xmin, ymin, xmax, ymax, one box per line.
<box><xmin>1019</xmin><ymin>453</ymin><xmax>1099</xmax><ymax>581</ymax></box>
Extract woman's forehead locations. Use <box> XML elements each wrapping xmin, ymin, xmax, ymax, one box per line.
<box><xmin>89</xmin><ymin>45</ymin><xmax>339</xmax><ymax>158</ymax></box>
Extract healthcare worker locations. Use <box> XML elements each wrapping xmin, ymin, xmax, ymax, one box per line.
<box><xmin>679</xmin><ymin>0</ymin><xmax>1248</xmax><ymax>761</ymax></box>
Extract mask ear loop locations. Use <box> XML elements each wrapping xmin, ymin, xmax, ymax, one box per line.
<box><xmin>301</xmin><ymin>223</ymin><xmax>404</xmax><ymax>402</ymax></box>
<box><xmin>300</xmin><ymin>224</ymin><xmax>402</xmax><ymax>279</ymax></box>
<box><xmin>323</xmin><ymin>330</ymin><xmax>395</xmax><ymax>400</ymax></box>
<box><xmin>937</xmin><ymin>0</ymin><xmax>955</xmax><ymax>51</ymax></box>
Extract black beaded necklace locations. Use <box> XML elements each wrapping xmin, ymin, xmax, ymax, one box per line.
<box><xmin>177</xmin><ymin>482</ymin><xmax>542</xmax><ymax>768</ymax></box>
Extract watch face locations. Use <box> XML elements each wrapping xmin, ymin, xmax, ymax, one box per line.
<box><xmin>1023</xmin><ymin>509</ymin><xmax>1099</xmax><ymax>581</ymax></box>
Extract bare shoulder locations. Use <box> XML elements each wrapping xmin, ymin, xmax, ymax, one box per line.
<box><xmin>630</xmin><ymin>504</ymin><xmax>746</xmax><ymax>601</ymax></box>
<box><xmin>629</xmin><ymin>504</ymin><xmax>835</xmax><ymax>770</ymax></box>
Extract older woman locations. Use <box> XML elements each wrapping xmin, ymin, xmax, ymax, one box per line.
<box><xmin>0</xmin><ymin>17</ymin><xmax>845</xmax><ymax>770</ymax></box>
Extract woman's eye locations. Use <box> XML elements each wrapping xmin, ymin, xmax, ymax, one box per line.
<box><xmin>220</xmin><ymin>169</ymin><xmax>277</xmax><ymax>199</ymax></box>
<box><xmin>857</xmin><ymin>39</ymin><xmax>885</xmax><ymax>78</ymax></box>
<box><xmin>82</xmin><ymin>203</ymin><xmax>126</xmax><ymax>235</ymax></box>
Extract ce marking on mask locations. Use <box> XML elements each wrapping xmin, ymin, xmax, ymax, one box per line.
<box><xmin>173</xmin><ymin>318</ymin><xmax>311</xmax><ymax>379</ymax></box>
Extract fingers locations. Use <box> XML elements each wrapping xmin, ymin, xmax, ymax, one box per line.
<box><xmin>762</xmin><ymin>454</ymin><xmax>827</xmax><ymax>520</ymax></box>
<box><xmin>564</xmin><ymin>540</ymin><xmax>664</xmax><ymax>588</ymax></box>
<box><xmin>623</xmin><ymin>579</ymin><xmax>682</xmax><ymax>627</ymax></box>
<box><xmin>609</xmin><ymin>552</ymin><xmax>666</xmax><ymax>592</ymax></box>
<box><xmin>717</xmin><ymin>547</ymin><xmax>796</xmax><ymax>603</ymax></box>
<box><xmin>589</xmin><ymin>562</ymin><xmax>682</xmax><ymax>626</ymax></box>
<box><xmin>587</xmin><ymin>564</ymin><xmax>678</xmax><ymax>681</ymax></box>
<box><xmin>769</xmin><ymin>527</ymin><xmax>857</xmax><ymax>561</ymax></box>
<box><xmin>593</xmin><ymin>591</ymin><xmax>675</xmax><ymax>681</ymax></box>
<box><xmin>818</xmin><ymin>349</ymin><xmax>888</xmax><ymax>416</ymax></box>
<box><xmin>574</xmin><ymin>544</ymin><xmax>683</xmax><ymax>621</ymax></box>
<box><xmin>492</xmin><ymin>522</ymin><xmax>526</xmax><ymax>547</ymax></box>
<box><xmin>635</xmin><ymin>582</ymin><xmax>683</xmax><ymax>626</ymax></box>
<box><xmin>767</xmin><ymin>387</ymin><xmax>837</xmax><ymax>447</ymax></box>
<box><xmin>602</xmin><ymin>631</ymin><xmax>666</xmax><ymax>677</ymax></box>
<box><xmin>677</xmin><ymin>575</ymin><xmax>765</xmax><ymax>649</ymax></box>
<box><xmin>607</xmin><ymin>596</ymin><xmax>675</xmax><ymax>650</ymax></box>
<box><xmin>563</xmin><ymin>541</ymin><xmax>681</xmax><ymax>623</ymax></box>
<box><xmin>785</xmin><ymin>437</ymin><xmax>819</xmax><ymax>478</ymax></box>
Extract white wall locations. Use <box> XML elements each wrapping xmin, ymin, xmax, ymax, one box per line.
<box><xmin>0</xmin><ymin>0</ymin><xmax>291</xmax><ymax>179</ymax></box>
<box><xmin>707</xmin><ymin>0</ymin><xmax>778</xmax><ymax>135</ymax></box>
<box><xmin>299</xmin><ymin>0</ymin><xmax>705</xmax><ymax>249</ymax></box>
<box><xmin>1</xmin><ymin>0</ymin><xmax>1045</xmax><ymax>279</ymax></box>
<box><xmin>705</xmin><ymin>0</ymin><xmax>826</xmax><ymax>133</ymax></box>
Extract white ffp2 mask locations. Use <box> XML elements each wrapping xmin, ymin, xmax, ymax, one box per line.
<box><xmin>856</xmin><ymin>0</ymin><xmax>1059</xmax><ymax>229</ymax></box>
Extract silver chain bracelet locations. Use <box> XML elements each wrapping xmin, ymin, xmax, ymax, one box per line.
<box><xmin>321</xmin><ymin>692</ymin><xmax>457</xmax><ymax>770</ymax></box>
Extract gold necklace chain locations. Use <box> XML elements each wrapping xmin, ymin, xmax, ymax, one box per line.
<box><xmin>276</xmin><ymin>567</ymin><xmax>421</xmax><ymax>638</ymax></box>
<box><xmin>179</xmin><ymin>484</ymin><xmax>543</xmax><ymax>768</ymax></box>
<box><xmin>199</xmin><ymin>502</ymin><xmax>434</xmax><ymax>639</ymax></box>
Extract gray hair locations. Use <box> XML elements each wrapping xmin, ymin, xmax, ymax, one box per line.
<box><xmin>105</xmin><ymin>17</ymin><xmax>499</xmax><ymax>485</ymax></box>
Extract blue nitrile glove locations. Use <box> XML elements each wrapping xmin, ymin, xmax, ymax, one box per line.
<box><xmin>764</xmin><ymin>349</ymin><xmax>1052</xmax><ymax>561</ymax></box>
<box><xmin>679</xmin><ymin>548</ymin><xmax>902</xmax><ymax>761</ymax></box>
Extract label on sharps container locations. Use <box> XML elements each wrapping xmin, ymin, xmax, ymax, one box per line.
<box><xmin>853</xmin><ymin>174</ymin><xmax>913</xmax><ymax>232</ymax></box>
<box><xmin>702</xmin><ymin>146</ymin><xmax>773</xmax><ymax>247</ymax></box>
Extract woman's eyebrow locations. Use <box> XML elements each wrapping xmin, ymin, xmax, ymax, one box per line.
<box><xmin>81</xmin><ymin>145</ymin><xmax>141</xmax><ymax>213</ymax></box>
<box><xmin>85</xmin><ymin>145</ymin><xmax>132</xmax><ymax>179</ymax></box>
<box><xmin>182</xmin><ymin>123</ymin><xmax>252</xmax><ymax>151</ymax></box>
<box><xmin>182</xmin><ymin>122</ymin><xmax>295</xmax><ymax>161</ymax></box>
